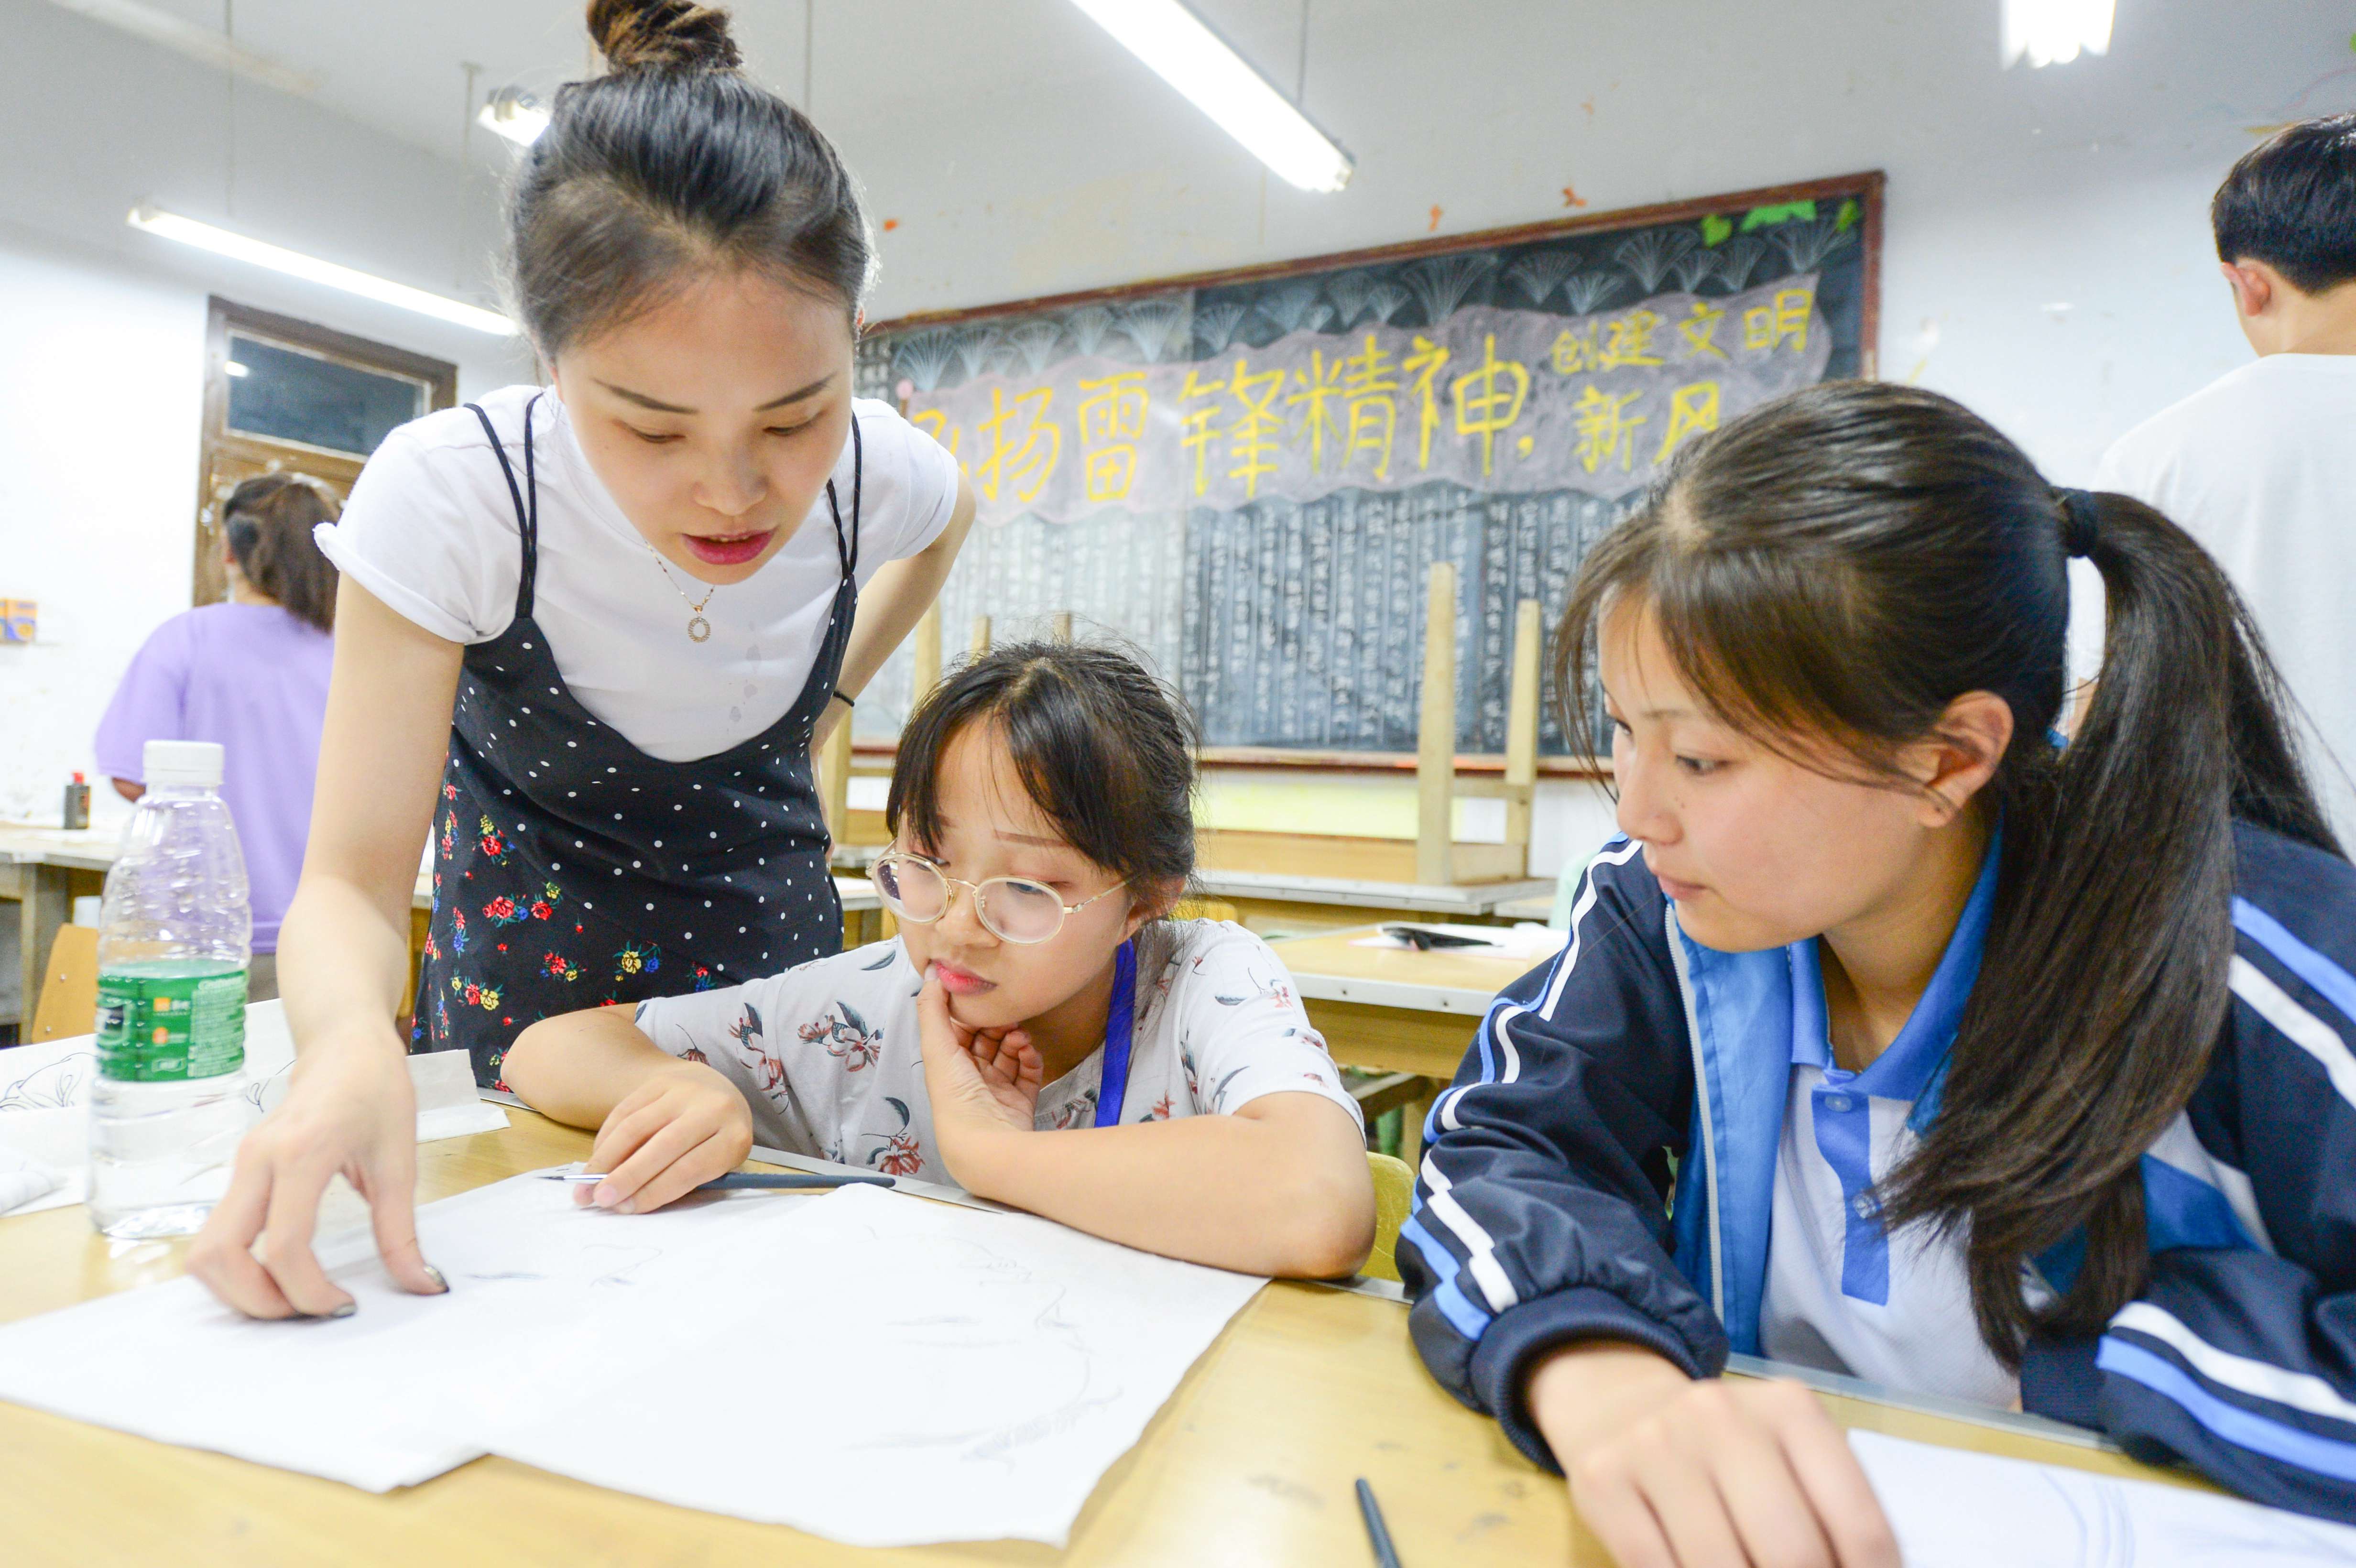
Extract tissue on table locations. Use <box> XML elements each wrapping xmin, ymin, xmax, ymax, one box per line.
<box><xmin>0</xmin><ymin>1109</ymin><xmax>84</xmax><ymax>1217</ymax></box>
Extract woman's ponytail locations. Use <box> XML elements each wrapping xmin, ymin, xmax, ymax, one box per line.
<box><xmin>1892</xmin><ymin>491</ymin><xmax>2334</xmax><ymax>1354</ymax></box>
<box><xmin>222</xmin><ymin>474</ymin><xmax>340</xmax><ymax>633</ymax></box>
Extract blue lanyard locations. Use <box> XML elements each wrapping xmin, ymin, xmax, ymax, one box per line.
<box><xmin>1092</xmin><ymin>940</ymin><xmax>1137</xmax><ymax>1129</ymax></box>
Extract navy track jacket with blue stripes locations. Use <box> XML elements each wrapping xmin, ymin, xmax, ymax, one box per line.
<box><xmin>1399</xmin><ymin>822</ymin><xmax>2356</xmax><ymax>1522</ymax></box>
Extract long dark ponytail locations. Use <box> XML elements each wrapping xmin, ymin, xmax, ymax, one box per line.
<box><xmin>222</xmin><ymin>473</ymin><xmax>339</xmax><ymax>633</ymax></box>
<box><xmin>1557</xmin><ymin>381</ymin><xmax>2337</xmax><ymax>1359</ymax></box>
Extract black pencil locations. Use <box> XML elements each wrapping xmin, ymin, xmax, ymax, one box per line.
<box><xmin>1355</xmin><ymin>1477</ymin><xmax>1403</xmax><ymax>1568</ymax></box>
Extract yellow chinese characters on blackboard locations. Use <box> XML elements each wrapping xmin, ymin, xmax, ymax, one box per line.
<box><xmin>858</xmin><ymin>184</ymin><xmax>1877</xmax><ymax>757</ymax></box>
<box><xmin>903</xmin><ymin>277</ymin><xmax>1830</xmax><ymax>524</ymax></box>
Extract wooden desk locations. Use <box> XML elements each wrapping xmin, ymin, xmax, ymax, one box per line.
<box><xmin>1272</xmin><ymin>927</ymin><xmax>1550</xmax><ymax>1162</ymax></box>
<box><xmin>1494</xmin><ymin>893</ymin><xmax>1556</xmax><ymax>924</ymax></box>
<box><xmin>0</xmin><ymin>1110</ymin><xmax>2201</xmax><ymax>1566</ymax></box>
<box><xmin>1193</xmin><ymin>871</ymin><xmax>1554</xmax><ymax>940</ymax></box>
<box><xmin>0</xmin><ymin>828</ymin><xmax>110</xmax><ymax>1032</ymax></box>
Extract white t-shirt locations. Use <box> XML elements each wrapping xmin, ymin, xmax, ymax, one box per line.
<box><xmin>633</xmin><ymin>921</ymin><xmax>1363</xmax><ymax>1184</ymax></box>
<box><xmin>1759</xmin><ymin>1065</ymin><xmax>2019</xmax><ymax>1408</ymax></box>
<box><xmin>317</xmin><ymin>386</ymin><xmax>961</xmax><ymax>762</ymax></box>
<box><xmin>2070</xmin><ymin>354</ymin><xmax>2356</xmax><ymax>831</ymax></box>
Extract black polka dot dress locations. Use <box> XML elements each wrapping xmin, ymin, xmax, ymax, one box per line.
<box><xmin>413</xmin><ymin>396</ymin><xmax>860</xmax><ymax>1088</ymax></box>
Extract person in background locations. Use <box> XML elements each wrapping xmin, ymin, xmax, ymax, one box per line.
<box><xmin>2077</xmin><ymin>114</ymin><xmax>2356</xmax><ymax>828</ymax></box>
<box><xmin>94</xmin><ymin>473</ymin><xmax>339</xmax><ymax>1002</ymax></box>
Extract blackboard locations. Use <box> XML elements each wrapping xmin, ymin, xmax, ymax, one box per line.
<box><xmin>852</xmin><ymin>173</ymin><xmax>1882</xmax><ymax>757</ymax></box>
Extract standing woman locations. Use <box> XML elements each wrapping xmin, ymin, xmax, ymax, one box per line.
<box><xmin>188</xmin><ymin>0</ymin><xmax>974</xmax><ymax>1318</ymax></box>
<box><xmin>94</xmin><ymin>473</ymin><xmax>341</xmax><ymax>1002</ymax></box>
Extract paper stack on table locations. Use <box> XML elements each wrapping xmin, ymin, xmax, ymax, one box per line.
<box><xmin>0</xmin><ymin>1173</ymin><xmax>1266</xmax><ymax>1547</ymax></box>
<box><xmin>0</xmin><ymin>1002</ymin><xmax>509</xmax><ymax>1218</ymax></box>
<box><xmin>1851</xmin><ymin>1429</ymin><xmax>2356</xmax><ymax>1566</ymax></box>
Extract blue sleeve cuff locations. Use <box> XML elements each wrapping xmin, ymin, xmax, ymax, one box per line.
<box><xmin>1470</xmin><ymin>1285</ymin><xmax>1715</xmax><ymax>1472</ymax></box>
<box><xmin>2020</xmin><ymin>1332</ymin><xmax>2104</xmax><ymax>1429</ymax></box>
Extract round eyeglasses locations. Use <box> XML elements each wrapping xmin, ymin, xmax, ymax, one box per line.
<box><xmin>870</xmin><ymin>850</ymin><xmax>1127</xmax><ymax>945</ymax></box>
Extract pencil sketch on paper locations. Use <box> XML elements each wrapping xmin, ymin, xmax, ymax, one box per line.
<box><xmin>830</xmin><ymin>1230</ymin><xmax>1125</xmax><ymax>1467</ymax></box>
<box><xmin>476</xmin><ymin>1182</ymin><xmax>1269</xmax><ymax>1547</ymax></box>
<box><xmin>0</xmin><ymin>1045</ymin><xmax>92</xmax><ymax>1112</ymax></box>
<box><xmin>428</xmin><ymin>1188</ymin><xmax>682</xmax><ymax>1291</ymax></box>
<box><xmin>583</xmin><ymin>1243</ymin><xmax>665</xmax><ymax>1288</ymax></box>
<box><xmin>240</xmin><ymin>1056</ymin><xmax>293</xmax><ymax>1115</ymax></box>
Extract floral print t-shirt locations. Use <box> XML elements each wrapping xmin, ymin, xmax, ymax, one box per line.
<box><xmin>632</xmin><ymin>920</ymin><xmax>1363</xmax><ymax>1183</ymax></box>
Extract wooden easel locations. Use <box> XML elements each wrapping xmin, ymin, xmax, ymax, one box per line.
<box><xmin>1416</xmin><ymin>562</ymin><xmax>1543</xmax><ymax>886</ymax></box>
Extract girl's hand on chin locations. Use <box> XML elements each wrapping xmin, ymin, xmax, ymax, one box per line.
<box><xmin>916</xmin><ymin>970</ymin><xmax>1043</xmax><ymax>1143</ymax></box>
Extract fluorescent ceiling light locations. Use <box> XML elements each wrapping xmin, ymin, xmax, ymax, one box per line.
<box><xmin>1065</xmin><ymin>0</ymin><xmax>1352</xmax><ymax>192</ymax></box>
<box><xmin>2003</xmin><ymin>0</ymin><xmax>2115</xmax><ymax>67</ymax></box>
<box><xmin>128</xmin><ymin>206</ymin><xmax>518</xmax><ymax>336</ymax></box>
<box><xmin>478</xmin><ymin>86</ymin><xmax>549</xmax><ymax>148</ymax></box>
<box><xmin>41</xmin><ymin>0</ymin><xmax>320</xmax><ymax>97</ymax></box>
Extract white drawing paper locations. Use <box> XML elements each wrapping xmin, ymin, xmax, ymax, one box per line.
<box><xmin>0</xmin><ymin>1172</ymin><xmax>832</xmax><ymax>1490</ymax></box>
<box><xmin>1851</xmin><ymin>1429</ymin><xmax>2356</xmax><ymax>1567</ymax></box>
<box><xmin>0</xmin><ymin>1033</ymin><xmax>98</xmax><ymax>1113</ymax></box>
<box><xmin>481</xmin><ymin>1182</ymin><xmax>1268</xmax><ymax>1546</ymax></box>
<box><xmin>0</xmin><ymin>1172</ymin><xmax>1265</xmax><ymax>1547</ymax></box>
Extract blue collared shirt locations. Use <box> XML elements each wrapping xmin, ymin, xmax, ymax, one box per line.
<box><xmin>1758</xmin><ymin>833</ymin><xmax>2019</xmax><ymax>1404</ymax></box>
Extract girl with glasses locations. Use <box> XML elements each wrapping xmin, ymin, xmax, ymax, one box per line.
<box><xmin>503</xmin><ymin>642</ymin><xmax>1376</xmax><ymax>1278</ymax></box>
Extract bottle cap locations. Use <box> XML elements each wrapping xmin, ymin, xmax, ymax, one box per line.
<box><xmin>71</xmin><ymin>771</ymin><xmax>84</xmax><ymax>784</ymax></box>
<box><xmin>143</xmin><ymin>740</ymin><xmax>224</xmax><ymax>789</ymax></box>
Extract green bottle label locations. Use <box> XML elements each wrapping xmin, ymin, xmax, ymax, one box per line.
<box><xmin>96</xmin><ymin>965</ymin><xmax>247</xmax><ymax>1082</ymax></box>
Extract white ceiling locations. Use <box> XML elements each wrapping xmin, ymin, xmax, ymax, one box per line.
<box><xmin>81</xmin><ymin>0</ymin><xmax>1308</xmax><ymax>167</ymax></box>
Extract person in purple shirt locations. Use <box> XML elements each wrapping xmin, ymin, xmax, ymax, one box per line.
<box><xmin>94</xmin><ymin>474</ymin><xmax>339</xmax><ymax>1001</ymax></box>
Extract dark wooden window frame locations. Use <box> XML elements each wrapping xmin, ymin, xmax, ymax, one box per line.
<box><xmin>193</xmin><ymin>297</ymin><xmax>458</xmax><ymax>607</ymax></box>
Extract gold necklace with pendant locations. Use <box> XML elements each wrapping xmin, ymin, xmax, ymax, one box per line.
<box><xmin>646</xmin><ymin>546</ymin><xmax>719</xmax><ymax>643</ymax></box>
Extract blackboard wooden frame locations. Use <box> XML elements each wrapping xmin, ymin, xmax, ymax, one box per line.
<box><xmin>864</xmin><ymin>171</ymin><xmax>1885</xmax><ymax>775</ymax></box>
<box><xmin>871</xmin><ymin>171</ymin><xmax>1883</xmax><ymax>366</ymax></box>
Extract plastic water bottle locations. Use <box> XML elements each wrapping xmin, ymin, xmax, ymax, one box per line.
<box><xmin>88</xmin><ymin>740</ymin><xmax>254</xmax><ymax>1238</ymax></box>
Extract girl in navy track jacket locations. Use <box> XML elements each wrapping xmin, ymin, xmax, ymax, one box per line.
<box><xmin>1401</xmin><ymin>381</ymin><xmax>2356</xmax><ymax>1567</ymax></box>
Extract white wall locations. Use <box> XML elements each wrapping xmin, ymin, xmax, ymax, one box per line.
<box><xmin>0</xmin><ymin>229</ymin><xmax>207</xmax><ymax>825</ymax></box>
<box><xmin>0</xmin><ymin>0</ymin><xmax>527</xmax><ymax>825</ymax></box>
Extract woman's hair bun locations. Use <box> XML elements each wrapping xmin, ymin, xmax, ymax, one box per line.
<box><xmin>587</xmin><ymin>0</ymin><xmax>742</xmax><ymax>73</ymax></box>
